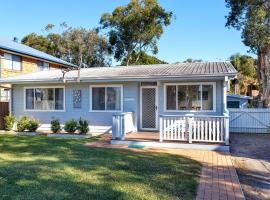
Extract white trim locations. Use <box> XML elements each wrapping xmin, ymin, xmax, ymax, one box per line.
<box><xmin>140</xmin><ymin>85</ymin><xmax>158</xmax><ymax>131</ymax></box>
<box><xmin>163</xmin><ymin>82</ymin><xmax>216</xmax><ymax>113</ymax></box>
<box><xmin>23</xmin><ymin>85</ymin><xmax>65</xmax><ymax>112</ymax></box>
<box><xmin>89</xmin><ymin>84</ymin><xmax>123</xmax><ymax>112</ymax></box>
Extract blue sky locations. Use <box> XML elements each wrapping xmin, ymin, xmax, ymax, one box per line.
<box><xmin>0</xmin><ymin>0</ymin><xmax>253</xmax><ymax>64</ymax></box>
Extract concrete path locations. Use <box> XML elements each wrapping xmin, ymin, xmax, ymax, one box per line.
<box><xmin>231</xmin><ymin>133</ymin><xmax>270</xmax><ymax>200</ymax></box>
<box><xmin>86</xmin><ymin>135</ymin><xmax>245</xmax><ymax>200</ymax></box>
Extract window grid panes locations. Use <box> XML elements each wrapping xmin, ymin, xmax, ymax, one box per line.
<box><xmin>4</xmin><ymin>53</ymin><xmax>22</xmax><ymax>71</ymax></box>
<box><xmin>25</xmin><ymin>88</ymin><xmax>64</xmax><ymax>111</ymax></box>
<box><xmin>166</xmin><ymin>84</ymin><xmax>214</xmax><ymax>111</ymax></box>
<box><xmin>91</xmin><ymin>86</ymin><xmax>122</xmax><ymax>111</ymax></box>
<box><xmin>37</xmin><ymin>61</ymin><xmax>50</xmax><ymax>71</ymax></box>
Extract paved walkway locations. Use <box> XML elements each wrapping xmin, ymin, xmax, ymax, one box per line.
<box><xmin>86</xmin><ymin>136</ymin><xmax>245</xmax><ymax>200</ymax></box>
<box><xmin>231</xmin><ymin>133</ymin><xmax>270</xmax><ymax>200</ymax></box>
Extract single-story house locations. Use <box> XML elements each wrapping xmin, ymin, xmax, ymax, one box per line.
<box><xmin>227</xmin><ymin>94</ymin><xmax>252</xmax><ymax>108</ymax></box>
<box><xmin>0</xmin><ymin>62</ymin><xmax>237</xmax><ymax>146</ymax></box>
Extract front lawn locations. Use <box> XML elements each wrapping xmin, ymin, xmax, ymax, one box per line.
<box><xmin>0</xmin><ymin>135</ymin><xmax>201</xmax><ymax>200</ymax></box>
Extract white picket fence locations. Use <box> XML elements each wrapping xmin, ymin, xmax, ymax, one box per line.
<box><xmin>159</xmin><ymin>115</ymin><xmax>229</xmax><ymax>144</ymax></box>
<box><xmin>229</xmin><ymin>108</ymin><xmax>270</xmax><ymax>133</ymax></box>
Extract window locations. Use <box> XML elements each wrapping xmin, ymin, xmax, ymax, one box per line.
<box><xmin>25</xmin><ymin>87</ymin><xmax>64</xmax><ymax>111</ymax></box>
<box><xmin>37</xmin><ymin>61</ymin><xmax>50</xmax><ymax>71</ymax></box>
<box><xmin>4</xmin><ymin>53</ymin><xmax>22</xmax><ymax>70</ymax></box>
<box><xmin>227</xmin><ymin>101</ymin><xmax>240</xmax><ymax>108</ymax></box>
<box><xmin>165</xmin><ymin>83</ymin><xmax>215</xmax><ymax>111</ymax></box>
<box><xmin>91</xmin><ymin>85</ymin><xmax>122</xmax><ymax>111</ymax></box>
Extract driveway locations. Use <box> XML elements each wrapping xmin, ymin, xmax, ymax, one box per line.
<box><xmin>230</xmin><ymin>133</ymin><xmax>270</xmax><ymax>200</ymax></box>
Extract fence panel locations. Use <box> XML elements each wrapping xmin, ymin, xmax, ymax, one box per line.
<box><xmin>229</xmin><ymin>108</ymin><xmax>270</xmax><ymax>133</ymax></box>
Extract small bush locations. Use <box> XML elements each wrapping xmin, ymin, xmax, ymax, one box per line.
<box><xmin>17</xmin><ymin>116</ymin><xmax>30</xmax><ymax>132</ymax></box>
<box><xmin>26</xmin><ymin>119</ymin><xmax>39</xmax><ymax>132</ymax></box>
<box><xmin>51</xmin><ymin>118</ymin><xmax>61</xmax><ymax>133</ymax></box>
<box><xmin>4</xmin><ymin>115</ymin><xmax>16</xmax><ymax>131</ymax></box>
<box><xmin>64</xmin><ymin>119</ymin><xmax>77</xmax><ymax>134</ymax></box>
<box><xmin>77</xmin><ymin>118</ymin><xmax>89</xmax><ymax>135</ymax></box>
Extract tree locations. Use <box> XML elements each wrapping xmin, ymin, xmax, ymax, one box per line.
<box><xmin>225</xmin><ymin>0</ymin><xmax>270</xmax><ymax>106</ymax></box>
<box><xmin>21</xmin><ymin>33</ymin><xmax>52</xmax><ymax>55</ymax></box>
<box><xmin>121</xmin><ymin>51</ymin><xmax>167</xmax><ymax>65</ymax></box>
<box><xmin>100</xmin><ymin>0</ymin><xmax>173</xmax><ymax>66</ymax></box>
<box><xmin>230</xmin><ymin>53</ymin><xmax>258</xmax><ymax>95</ymax></box>
<box><xmin>183</xmin><ymin>58</ymin><xmax>203</xmax><ymax>63</ymax></box>
<box><xmin>21</xmin><ymin>24</ymin><xmax>111</xmax><ymax>67</ymax></box>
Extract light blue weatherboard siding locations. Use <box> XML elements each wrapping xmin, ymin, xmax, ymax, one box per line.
<box><xmin>11</xmin><ymin>80</ymin><xmax>224</xmax><ymax>131</ymax></box>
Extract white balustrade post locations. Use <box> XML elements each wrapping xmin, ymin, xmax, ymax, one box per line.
<box><xmin>159</xmin><ymin>117</ymin><xmax>163</xmax><ymax>142</ymax></box>
<box><xmin>112</xmin><ymin>115</ymin><xmax>116</xmax><ymax>140</ymax></box>
<box><xmin>185</xmin><ymin>114</ymin><xmax>193</xmax><ymax>143</ymax></box>
<box><xmin>121</xmin><ymin>115</ymin><xmax>125</xmax><ymax>140</ymax></box>
<box><xmin>188</xmin><ymin>117</ymin><xmax>193</xmax><ymax>143</ymax></box>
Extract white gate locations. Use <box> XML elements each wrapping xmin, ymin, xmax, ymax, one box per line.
<box><xmin>229</xmin><ymin>108</ymin><xmax>270</xmax><ymax>133</ymax></box>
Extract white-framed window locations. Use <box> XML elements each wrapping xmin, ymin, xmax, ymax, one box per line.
<box><xmin>25</xmin><ymin>86</ymin><xmax>65</xmax><ymax>111</ymax></box>
<box><xmin>90</xmin><ymin>85</ymin><xmax>123</xmax><ymax>112</ymax></box>
<box><xmin>37</xmin><ymin>61</ymin><xmax>50</xmax><ymax>71</ymax></box>
<box><xmin>4</xmin><ymin>53</ymin><xmax>22</xmax><ymax>70</ymax></box>
<box><xmin>165</xmin><ymin>82</ymin><xmax>216</xmax><ymax>112</ymax></box>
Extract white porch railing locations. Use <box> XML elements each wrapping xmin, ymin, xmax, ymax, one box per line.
<box><xmin>112</xmin><ymin>112</ymin><xmax>135</xmax><ymax>140</ymax></box>
<box><xmin>159</xmin><ymin>114</ymin><xmax>229</xmax><ymax>145</ymax></box>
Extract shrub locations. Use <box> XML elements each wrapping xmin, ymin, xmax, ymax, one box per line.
<box><xmin>4</xmin><ymin>115</ymin><xmax>16</xmax><ymax>131</ymax></box>
<box><xmin>51</xmin><ymin>118</ymin><xmax>61</xmax><ymax>133</ymax></box>
<box><xmin>77</xmin><ymin>118</ymin><xmax>89</xmax><ymax>135</ymax></box>
<box><xmin>17</xmin><ymin>116</ymin><xmax>30</xmax><ymax>132</ymax></box>
<box><xmin>26</xmin><ymin>119</ymin><xmax>39</xmax><ymax>132</ymax></box>
<box><xmin>64</xmin><ymin>119</ymin><xmax>77</xmax><ymax>134</ymax></box>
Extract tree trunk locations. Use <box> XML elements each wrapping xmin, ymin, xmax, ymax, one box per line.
<box><xmin>257</xmin><ymin>50</ymin><xmax>270</xmax><ymax>107</ymax></box>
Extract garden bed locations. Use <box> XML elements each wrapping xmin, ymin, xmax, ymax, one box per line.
<box><xmin>47</xmin><ymin>133</ymin><xmax>91</xmax><ymax>138</ymax></box>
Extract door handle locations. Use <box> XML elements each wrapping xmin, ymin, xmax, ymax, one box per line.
<box><xmin>155</xmin><ymin>105</ymin><xmax>157</xmax><ymax>110</ymax></box>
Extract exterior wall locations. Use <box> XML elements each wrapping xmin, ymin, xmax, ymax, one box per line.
<box><xmin>12</xmin><ymin>82</ymin><xmax>139</xmax><ymax>132</ymax></box>
<box><xmin>0</xmin><ymin>50</ymin><xmax>63</xmax><ymax>79</ymax></box>
<box><xmin>12</xmin><ymin>79</ymin><xmax>224</xmax><ymax>132</ymax></box>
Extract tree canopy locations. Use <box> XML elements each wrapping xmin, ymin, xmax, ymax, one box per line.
<box><xmin>121</xmin><ymin>51</ymin><xmax>167</xmax><ymax>65</ymax></box>
<box><xmin>21</xmin><ymin>25</ymin><xmax>111</xmax><ymax>67</ymax></box>
<box><xmin>226</xmin><ymin>0</ymin><xmax>270</xmax><ymax>105</ymax></box>
<box><xmin>100</xmin><ymin>0</ymin><xmax>173</xmax><ymax>66</ymax></box>
<box><xmin>230</xmin><ymin>53</ymin><xmax>258</xmax><ymax>95</ymax></box>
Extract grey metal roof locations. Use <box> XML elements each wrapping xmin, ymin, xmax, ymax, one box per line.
<box><xmin>227</xmin><ymin>94</ymin><xmax>252</xmax><ymax>100</ymax></box>
<box><xmin>0</xmin><ymin>37</ymin><xmax>76</xmax><ymax>68</ymax></box>
<box><xmin>0</xmin><ymin>62</ymin><xmax>237</xmax><ymax>84</ymax></box>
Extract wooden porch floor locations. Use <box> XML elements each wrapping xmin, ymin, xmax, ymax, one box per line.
<box><xmin>124</xmin><ymin>132</ymin><xmax>159</xmax><ymax>141</ymax></box>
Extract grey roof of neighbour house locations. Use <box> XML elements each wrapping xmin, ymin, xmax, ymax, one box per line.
<box><xmin>0</xmin><ymin>62</ymin><xmax>237</xmax><ymax>84</ymax></box>
<box><xmin>227</xmin><ymin>94</ymin><xmax>252</xmax><ymax>100</ymax></box>
<box><xmin>0</xmin><ymin>37</ymin><xmax>76</xmax><ymax>68</ymax></box>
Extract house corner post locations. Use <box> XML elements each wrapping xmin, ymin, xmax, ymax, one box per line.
<box><xmin>223</xmin><ymin>76</ymin><xmax>230</xmax><ymax>145</ymax></box>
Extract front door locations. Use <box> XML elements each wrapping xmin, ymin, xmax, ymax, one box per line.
<box><xmin>140</xmin><ymin>86</ymin><xmax>157</xmax><ymax>130</ymax></box>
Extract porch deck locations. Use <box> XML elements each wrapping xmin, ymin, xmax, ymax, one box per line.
<box><xmin>111</xmin><ymin>131</ymin><xmax>230</xmax><ymax>152</ymax></box>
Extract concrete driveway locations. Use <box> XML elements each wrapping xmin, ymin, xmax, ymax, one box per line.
<box><xmin>230</xmin><ymin>133</ymin><xmax>270</xmax><ymax>200</ymax></box>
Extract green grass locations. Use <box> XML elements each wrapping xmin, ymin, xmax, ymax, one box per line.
<box><xmin>0</xmin><ymin>135</ymin><xmax>201</xmax><ymax>200</ymax></box>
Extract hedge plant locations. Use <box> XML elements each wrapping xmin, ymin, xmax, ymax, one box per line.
<box><xmin>51</xmin><ymin>118</ymin><xmax>61</xmax><ymax>133</ymax></box>
<box><xmin>77</xmin><ymin>118</ymin><xmax>89</xmax><ymax>135</ymax></box>
<box><xmin>4</xmin><ymin>115</ymin><xmax>16</xmax><ymax>131</ymax></box>
<box><xmin>64</xmin><ymin>119</ymin><xmax>77</xmax><ymax>134</ymax></box>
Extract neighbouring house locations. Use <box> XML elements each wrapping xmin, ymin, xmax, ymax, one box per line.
<box><xmin>227</xmin><ymin>94</ymin><xmax>252</xmax><ymax>108</ymax></box>
<box><xmin>0</xmin><ymin>37</ymin><xmax>76</xmax><ymax>102</ymax></box>
<box><xmin>0</xmin><ymin>62</ymin><xmax>237</xmax><ymax>148</ymax></box>
<box><xmin>0</xmin><ymin>37</ymin><xmax>75</xmax><ymax>129</ymax></box>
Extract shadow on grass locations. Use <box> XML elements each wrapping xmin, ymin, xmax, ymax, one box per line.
<box><xmin>0</xmin><ymin>135</ymin><xmax>201</xmax><ymax>200</ymax></box>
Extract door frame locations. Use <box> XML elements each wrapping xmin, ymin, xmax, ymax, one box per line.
<box><xmin>140</xmin><ymin>85</ymin><xmax>158</xmax><ymax>131</ymax></box>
